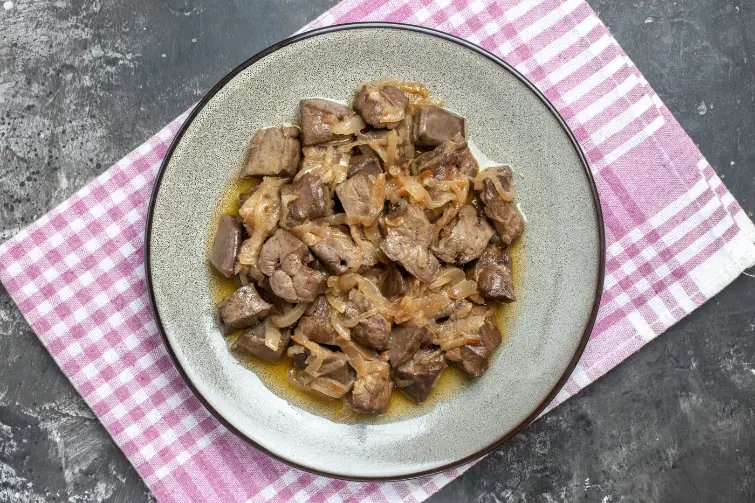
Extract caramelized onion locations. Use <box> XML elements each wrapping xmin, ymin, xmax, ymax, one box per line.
<box><xmin>310</xmin><ymin>377</ymin><xmax>351</xmax><ymax>398</ymax></box>
<box><xmin>237</xmin><ymin>177</ymin><xmax>284</xmax><ymax>278</ymax></box>
<box><xmin>329</xmin><ymin>114</ymin><xmax>367</xmax><ymax>135</ymax></box>
<box><xmin>263</xmin><ymin>321</ymin><xmax>282</xmax><ymax>351</ymax></box>
<box><xmin>326</xmin><ymin>293</ymin><xmax>348</xmax><ymax>314</ymax></box>
<box><xmin>452</xmin><ymin>301</ymin><xmax>474</xmax><ymax>320</ymax></box>
<box><xmin>429</xmin><ymin>268</ymin><xmax>466</xmax><ymax>290</ymax></box>
<box><xmin>342</xmin><ymin>308</ymin><xmax>379</xmax><ymax>328</ymax></box>
<box><xmin>385</xmin><ymin>129</ymin><xmax>398</xmax><ymax>169</ymax></box>
<box><xmin>449</xmin><ymin>280</ymin><xmax>479</xmax><ymax>300</ymax></box>
<box><xmin>433</xmin><ymin>330</ymin><xmax>482</xmax><ymax>351</ymax></box>
<box><xmin>271</xmin><ymin>303</ymin><xmax>309</xmax><ymax>328</ymax></box>
<box><xmin>330</xmin><ymin>311</ymin><xmax>351</xmax><ymax>340</ymax></box>
<box><xmin>474</xmin><ymin>169</ymin><xmax>514</xmax><ymax>202</ymax></box>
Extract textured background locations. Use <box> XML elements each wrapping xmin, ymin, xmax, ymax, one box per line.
<box><xmin>0</xmin><ymin>1</ymin><xmax>753</xmax><ymax>502</ymax></box>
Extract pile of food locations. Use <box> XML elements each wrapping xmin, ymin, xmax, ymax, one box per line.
<box><xmin>210</xmin><ymin>81</ymin><xmax>524</xmax><ymax>415</ymax></box>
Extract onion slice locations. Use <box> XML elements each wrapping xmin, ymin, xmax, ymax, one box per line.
<box><xmin>271</xmin><ymin>303</ymin><xmax>309</xmax><ymax>328</ymax></box>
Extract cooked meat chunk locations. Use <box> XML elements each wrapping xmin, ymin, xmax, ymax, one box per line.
<box><xmin>293</xmin><ymin>223</ymin><xmax>362</xmax><ymax>275</ymax></box>
<box><xmin>349</xmin><ymin>367</ymin><xmax>393</xmax><ymax>415</ymax></box>
<box><xmin>311</xmin><ymin>228</ymin><xmax>360</xmax><ymax>275</ymax></box>
<box><xmin>415</xmin><ymin>133</ymin><xmax>478</xmax><ymax>179</ymax></box>
<box><xmin>259</xmin><ymin>229</ymin><xmax>326</xmax><ymax>303</ymax></box>
<box><xmin>241</xmin><ymin>126</ymin><xmax>301</xmax><ymax>177</ymax></box>
<box><xmin>380</xmin><ymin>202</ymin><xmax>440</xmax><ymax>283</ymax></box>
<box><xmin>389</xmin><ymin>325</ymin><xmax>429</xmax><ymax>367</ymax></box>
<box><xmin>288</xmin><ymin>343</ymin><xmax>354</xmax><ymax>398</ymax></box>
<box><xmin>432</xmin><ymin>205</ymin><xmax>494</xmax><ymax>264</ymax></box>
<box><xmin>210</xmin><ymin>214</ymin><xmax>242</xmax><ymax>277</ymax></box>
<box><xmin>347</xmin><ymin>154</ymin><xmax>382</xmax><ymax>179</ymax></box>
<box><xmin>256</xmin><ymin>277</ymin><xmax>293</xmax><ymax>315</ymax></box>
<box><xmin>354</xmin><ymin>84</ymin><xmax>408</xmax><ymax>128</ymax></box>
<box><xmin>258</xmin><ymin>228</ymin><xmax>311</xmax><ymax>277</ymax></box>
<box><xmin>344</xmin><ymin>290</ymin><xmax>391</xmax><ymax>350</ymax></box>
<box><xmin>448</xmin><ymin>318</ymin><xmax>502</xmax><ymax>377</ymax></box>
<box><xmin>413</xmin><ymin>106</ymin><xmax>465</xmax><ymax>147</ymax></box>
<box><xmin>232</xmin><ymin>319</ymin><xmax>291</xmax><ymax>363</ymax></box>
<box><xmin>300</xmin><ymin>99</ymin><xmax>359</xmax><ymax>146</ymax></box>
<box><xmin>477</xmin><ymin>166</ymin><xmax>524</xmax><ymax>246</ymax></box>
<box><xmin>295</xmin><ymin>296</ymin><xmax>338</xmax><ymax>345</ymax></box>
<box><xmin>353</xmin><ymin>315</ymin><xmax>391</xmax><ymax>351</ymax></box>
<box><xmin>217</xmin><ymin>285</ymin><xmax>272</xmax><ymax>333</ymax></box>
<box><xmin>335</xmin><ymin>171</ymin><xmax>385</xmax><ymax>226</ymax></box>
<box><xmin>280</xmin><ymin>173</ymin><xmax>333</xmax><ymax>227</ymax></box>
<box><xmin>470</xmin><ymin>242</ymin><xmax>515</xmax><ymax>302</ymax></box>
<box><xmin>290</xmin><ymin>343</ymin><xmax>349</xmax><ymax>378</ymax></box>
<box><xmin>380</xmin><ymin>265</ymin><xmax>406</xmax><ymax>299</ymax></box>
<box><xmin>393</xmin><ymin>348</ymin><xmax>447</xmax><ymax>403</ymax></box>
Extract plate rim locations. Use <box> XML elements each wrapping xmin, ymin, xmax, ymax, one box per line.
<box><xmin>144</xmin><ymin>21</ymin><xmax>606</xmax><ymax>482</ymax></box>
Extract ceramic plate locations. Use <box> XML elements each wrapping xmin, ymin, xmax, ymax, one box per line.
<box><xmin>146</xmin><ymin>23</ymin><xmax>605</xmax><ymax>480</ymax></box>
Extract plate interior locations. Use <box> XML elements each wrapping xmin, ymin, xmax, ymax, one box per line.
<box><xmin>148</xmin><ymin>26</ymin><xmax>602</xmax><ymax>479</ymax></box>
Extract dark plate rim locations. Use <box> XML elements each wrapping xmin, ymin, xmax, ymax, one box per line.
<box><xmin>144</xmin><ymin>21</ymin><xmax>606</xmax><ymax>482</ymax></box>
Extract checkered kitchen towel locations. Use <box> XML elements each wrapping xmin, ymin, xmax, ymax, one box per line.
<box><xmin>2</xmin><ymin>1</ymin><xmax>755</xmax><ymax>501</ymax></box>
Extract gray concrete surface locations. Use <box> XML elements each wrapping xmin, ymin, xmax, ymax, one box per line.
<box><xmin>0</xmin><ymin>0</ymin><xmax>753</xmax><ymax>502</ymax></box>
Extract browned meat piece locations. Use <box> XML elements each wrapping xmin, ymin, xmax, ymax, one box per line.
<box><xmin>380</xmin><ymin>265</ymin><xmax>406</xmax><ymax>299</ymax></box>
<box><xmin>354</xmin><ymin>85</ymin><xmax>408</xmax><ymax>128</ymax></box>
<box><xmin>210</xmin><ymin>214</ymin><xmax>242</xmax><ymax>277</ymax></box>
<box><xmin>300</xmin><ymin>99</ymin><xmax>359</xmax><ymax>146</ymax></box>
<box><xmin>380</xmin><ymin>202</ymin><xmax>440</xmax><ymax>283</ymax></box>
<box><xmin>238</xmin><ymin>185</ymin><xmax>259</xmax><ymax>207</ymax></box>
<box><xmin>256</xmin><ymin>277</ymin><xmax>293</xmax><ymax>315</ymax></box>
<box><xmin>388</xmin><ymin>325</ymin><xmax>429</xmax><ymax>367</ymax></box>
<box><xmin>349</xmin><ymin>367</ymin><xmax>393</xmax><ymax>415</ymax></box>
<box><xmin>232</xmin><ymin>319</ymin><xmax>291</xmax><ymax>363</ymax></box>
<box><xmin>353</xmin><ymin>316</ymin><xmax>392</xmax><ymax>351</ymax></box>
<box><xmin>415</xmin><ymin>133</ymin><xmax>478</xmax><ymax>179</ymax></box>
<box><xmin>343</xmin><ymin>290</ymin><xmax>392</xmax><ymax>350</ymax></box>
<box><xmin>470</xmin><ymin>242</ymin><xmax>515</xmax><ymax>302</ymax></box>
<box><xmin>477</xmin><ymin>166</ymin><xmax>524</xmax><ymax>246</ymax></box>
<box><xmin>217</xmin><ymin>285</ymin><xmax>272</xmax><ymax>333</ymax></box>
<box><xmin>280</xmin><ymin>173</ymin><xmax>334</xmax><ymax>227</ymax></box>
<box><xmin>432</xmin><ymin>205</ymin><xmax>494</xmax><ymax>264</ymax></box>
<box><xmin>347</xmin><ymin>154</ymin><xmax>382</xmax><ymax>179</ymax></box>
<box><xmin>448</xmin><ymin>318</ymin><xmax>502</xmax><ymax>377</ymax></box>
<box><xmin>241</xmin><ymin>126</ymin><xmax>301</xmax><ymax>177</ymax></box>
<box><xmin>393</xmin><ymin>348</ymin><xmax>447</xmax><ymax>403</ymax></box>
<box><xmin>258</xmin><ymin>229</ymin><xmax>327</xmax><ymax>303</ymax></box>
<box><xmin>288</xmin><ymin>343</ymin><xmax>354</xmax><ymax>398</ymax></box>
<box><xmin>258</xmin><ymin>229</ymin><xmax>310</xmax><ymax>276</ymax></box>
<box><xmin>303</xmin><ymin>225</ymin><xmax>362</xmax><ymax>275</ymax></box>
<box><xmin>295</xmin><ymin>296</ymin><xmax>338</xmax><ymax>345</ymax></box>
<box><xmin>290</xmin><ymin>343</ymin><xmax>348</xmax><ymax>378</ymax></box>
<box><xmin>413</xmin><ymin>106</ymin><xmax>465</xmax><ymax>147</ymax></box>
<box><xmin>335</xmin><ymin>171</ymin><xmax>385</xmax><ymax>225</ymax></box>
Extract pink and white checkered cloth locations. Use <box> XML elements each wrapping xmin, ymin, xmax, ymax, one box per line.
<box><xmin>1</xmin><ymin>1</ymin><xmax>754</xmax><ymax>502</ymax></box>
